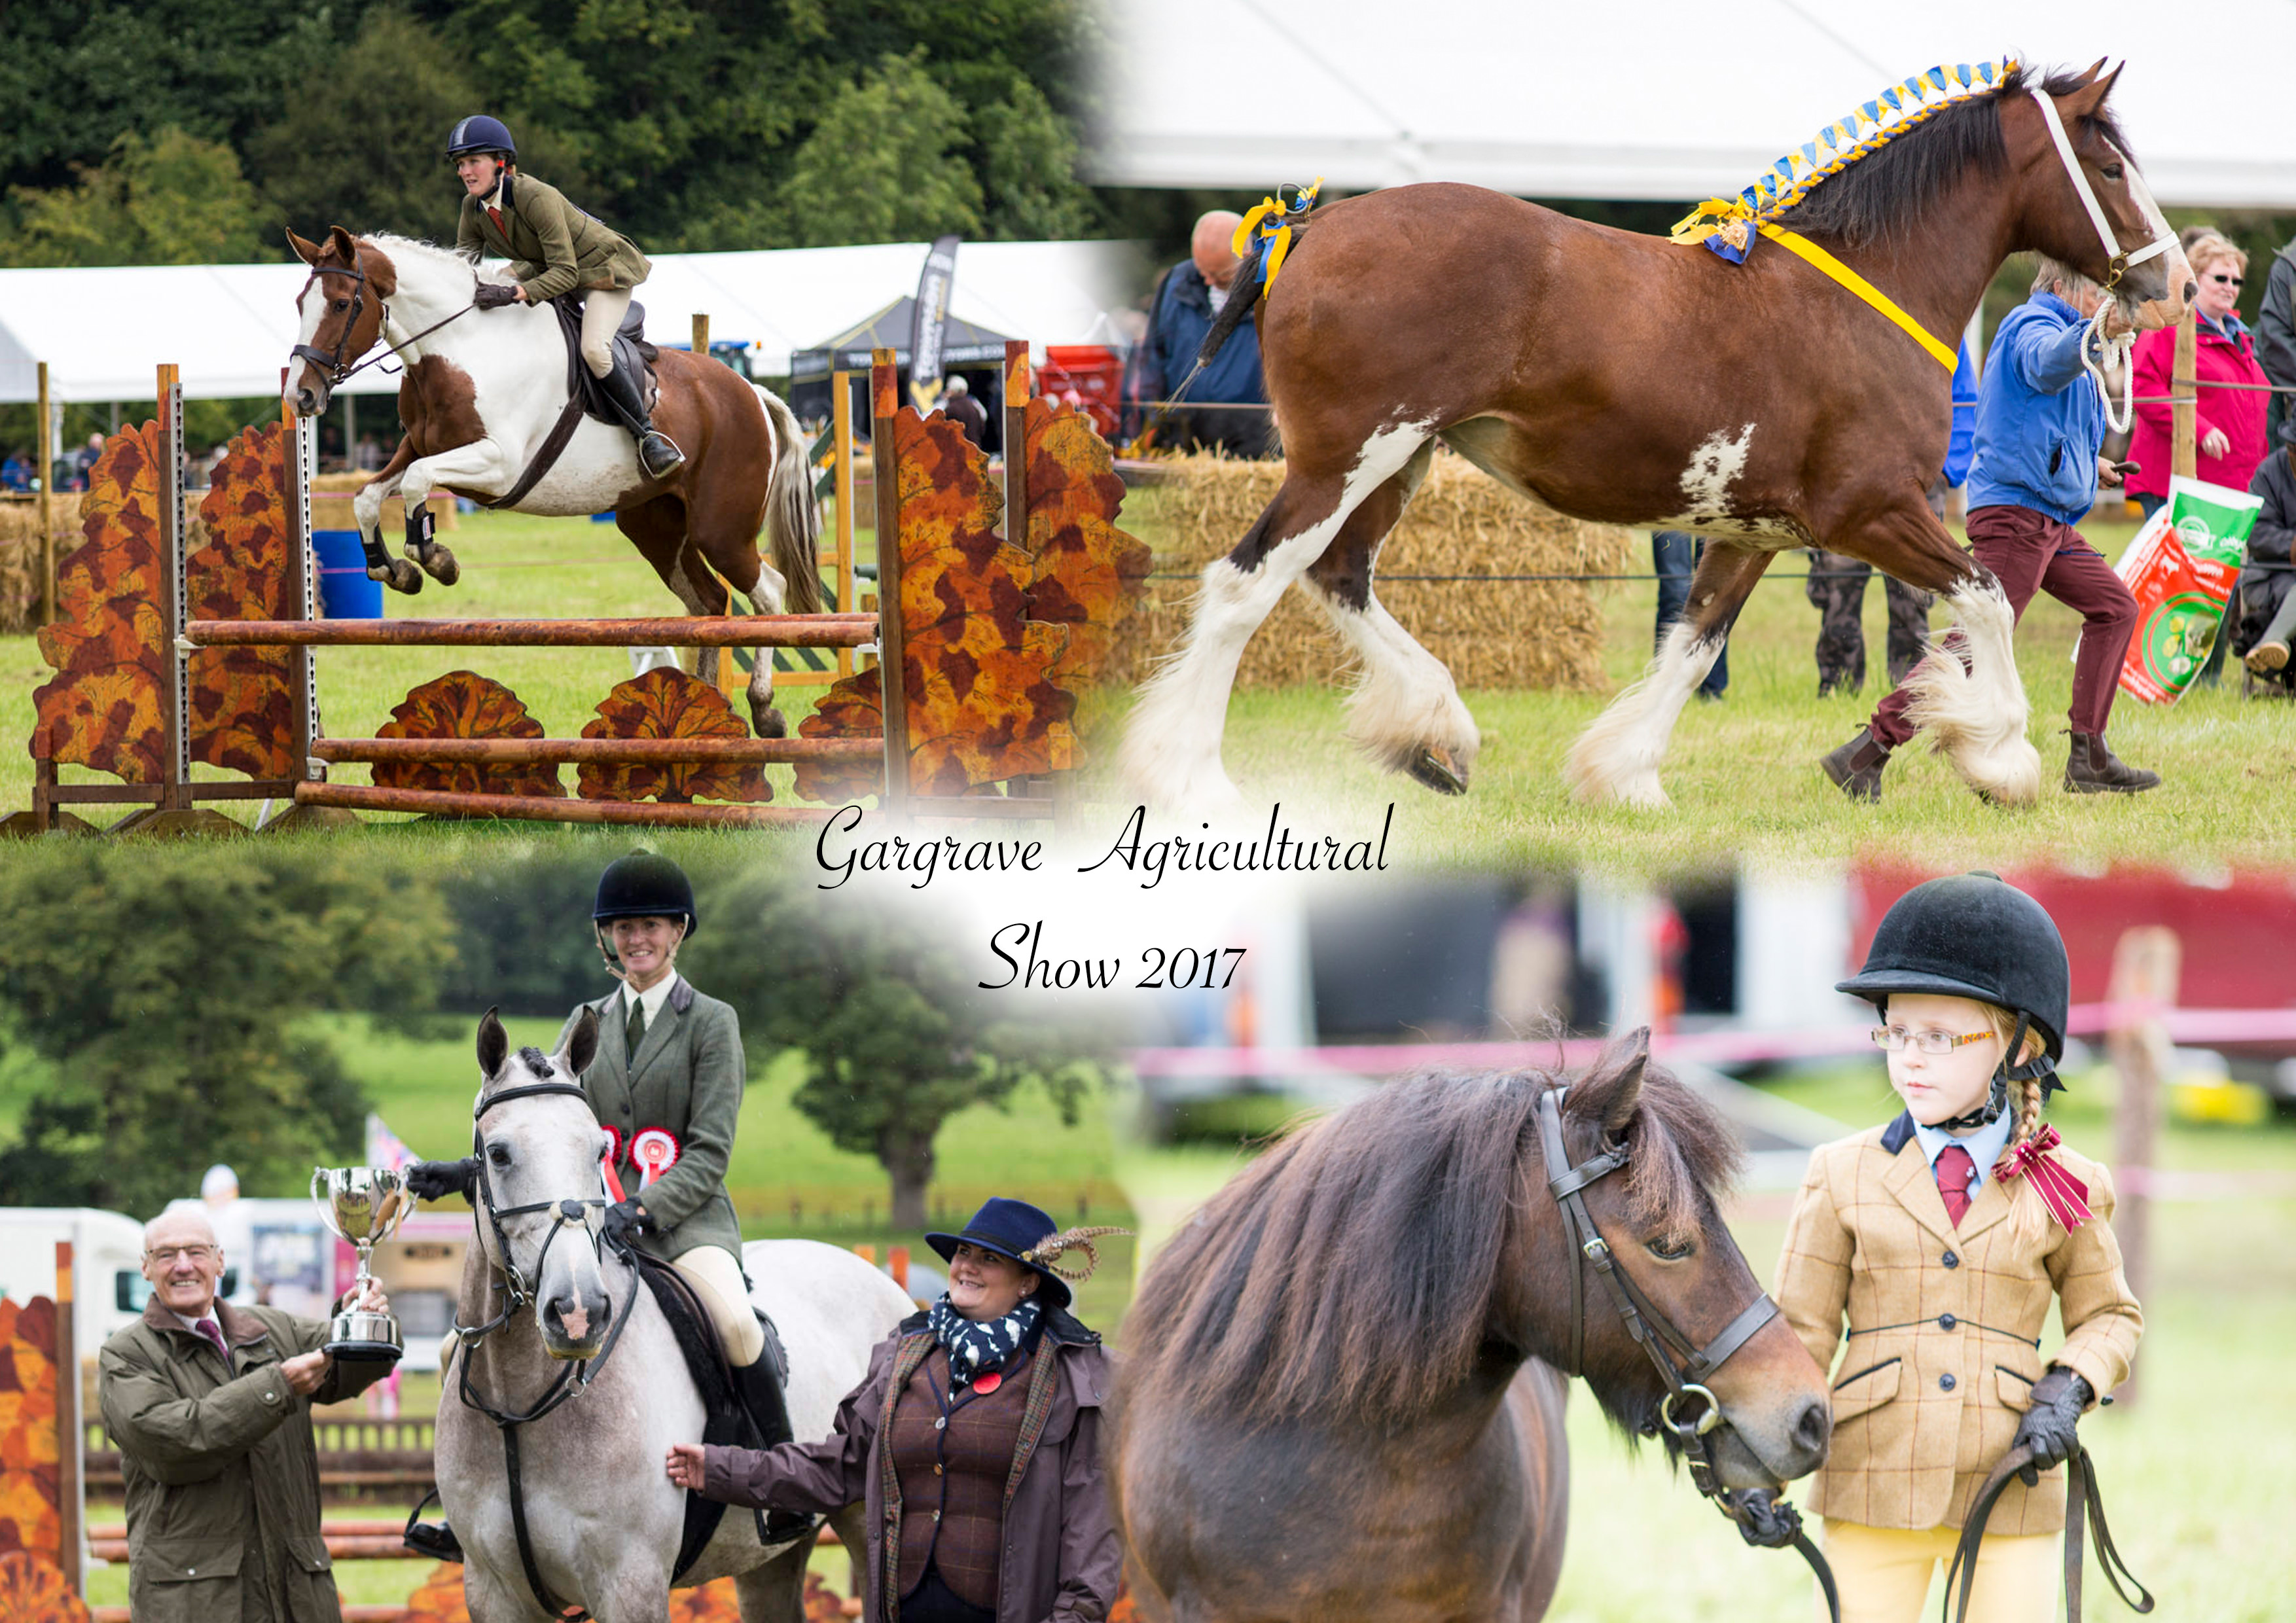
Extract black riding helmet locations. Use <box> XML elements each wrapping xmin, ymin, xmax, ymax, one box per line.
<box><xmin>446</xmin><ymin>115</ymin><xmax>517</xmax><ymax>165</ymax></box>
<box><xmin>1837</xmin><ymin>871</ymin><xmax>2069</xmax><ymax>1099</ymax></box>
<box><xmin>594</xmin><ymin>851</ymin><xmax>697</xmax><ymax>936</ymax></box>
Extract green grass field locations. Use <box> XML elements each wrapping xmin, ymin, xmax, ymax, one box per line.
<box><xmin>1118</xmin><ymin>1068</ymin><xmax>2296</xmax><ymax>1620</ymax></box>
<box><xmin>1177</xmin><ymin>508</ymin><xmax>2296</xmax><ymax>874</ymax></box>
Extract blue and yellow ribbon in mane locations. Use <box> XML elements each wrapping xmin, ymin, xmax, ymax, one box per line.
<box><xmin>1670</xmin><ymin>59</ymin><xmax>2011</xmax><ymax>368</ymax></box>
<box><xmin>1233</xmin><ymin>177</ymin><xmax>1322</xmax><ymax>294</ymax></box>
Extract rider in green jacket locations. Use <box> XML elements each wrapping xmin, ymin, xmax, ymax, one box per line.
<box><xmin>445</xmin><ymin>114</ymin><xmax>685</xmax><ymax>480</ymax></box>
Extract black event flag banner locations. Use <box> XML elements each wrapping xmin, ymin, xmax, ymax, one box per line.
<box><xmin>908</xmin><ymin>234</ymin><xmax>961</xmax><ymax>414</ymax></box>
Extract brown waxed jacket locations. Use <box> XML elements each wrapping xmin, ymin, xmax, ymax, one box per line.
<box><xmin>98</xmin><ymin>1297</ymin><xmax>387</xmax><ymax>1622</ymax></box>
<box><xmin>1772</xmin><ymin>1113</ymin><xmax>2142</xmax><ymax>1535</ymax></box>
<box><xmin>455</xmin><ymin>170</ymin><xmax>651</xmax><ymax>304</ymax></box>
<box><xmin>700</xmin><ymin>1311</ymin><xmax>1121</xmax><ymax>1623</ymax></box>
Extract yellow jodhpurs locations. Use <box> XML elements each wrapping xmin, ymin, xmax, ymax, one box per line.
<box><xmin>580</xmin><ymin>285</ymin><xmax>633</xmax><ymax>378</ymax></box>
<box><xmin>671</xmin><ymin>1243</ymin><xmax>762</xmax><ymax>1366</ymax></box>
<box><xmin>1819</xmin><ymin>1520</ymin><xmax>2060</xmax><ymax>1623</ymax></box>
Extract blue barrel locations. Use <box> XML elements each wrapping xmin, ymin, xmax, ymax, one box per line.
<box><xmin>312</xmin><ymin>530</ymin><xmax>382</xmax><ymax>619</ymax></box>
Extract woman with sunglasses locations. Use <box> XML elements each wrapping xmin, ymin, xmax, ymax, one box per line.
<box><xmin>2126</xmin><ymin>228</ymin><xmax>2271</xmax><ymax>518</ymax></box>
<box><xmin>1771</xmin><ymin>873</ymin><xmax>2142</xmax><ymax>1623</ymax></box>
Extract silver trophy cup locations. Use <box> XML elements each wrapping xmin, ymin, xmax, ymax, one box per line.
<box><xmin>310</xmin><ymin>1166</ymin><xmax>410</xmax><ymax>1363</ymax></box>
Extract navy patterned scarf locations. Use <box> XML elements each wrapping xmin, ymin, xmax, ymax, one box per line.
<box><xmin>927</xmin><ymin>1295</ymin><xmax>1041</xmax><ymax>1387</ymax></box>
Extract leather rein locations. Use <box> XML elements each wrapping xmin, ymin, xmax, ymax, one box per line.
<box><xmin>453</xmin><ymin>1077</ymin><xmax>638</xmax><ymax>1623</ymax></box>
<box><xmin>1533</xmin><ymin>1087</ymin><xmax>1841</xmax><ymax>1623</ymax></box>
<box><xmin>1946</xmin><ymin>1442</ymin><xmax>2153</xmax><ymax>1623</ymax></box>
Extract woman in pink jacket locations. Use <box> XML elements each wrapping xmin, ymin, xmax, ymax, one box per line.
<box><xmin>2126</xmin><ymin>230</ymin><xmax>2270</xmax><ymax>517</ymax></box>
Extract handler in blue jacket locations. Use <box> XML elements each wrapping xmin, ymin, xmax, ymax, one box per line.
<box><xmin>1822</xmin><ymin>259</ymin><xmax>2158</xmax><ymax>800</ymax></box>
<box><xmin>1122</xmin><ymin>211</ymin><xmax>1272</xmax><ymax>456</ymax></box>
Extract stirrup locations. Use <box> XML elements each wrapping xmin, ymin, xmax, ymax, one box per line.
<box><xmin>403</xmin><ymin>1488</ymin><xmax>464</xmax><ymax>1563</ymax></box>
<box><xmin>638</xmin><ymin>429</ymin><xmax>686</xmax><ymax>478</ymax></box>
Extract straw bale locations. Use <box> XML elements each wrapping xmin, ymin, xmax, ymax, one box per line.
<box><xmin>1111</xmin><ymin>450</ymin><xmax>1633</xmax><ymax>691</ymax></box>
<box><xmin>0</xmin><ymin>500</ymin><xmax>77</xmax><ymax>634</ymax></box>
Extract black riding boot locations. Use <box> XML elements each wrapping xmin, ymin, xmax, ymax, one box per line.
<box><xmin>598</xmin><ymin>365</ymin><xmax>685</xmax><ymax>480</ymax></box>
<box><xmin>731</xmin><ymin>1349</ymin><xmax>814</xmax><ymax>1541</ymax></box>
<box><xmin>1820</xmin><ymin>726</ymin><xmax>1891</xmax><ymax>802</ymax></box>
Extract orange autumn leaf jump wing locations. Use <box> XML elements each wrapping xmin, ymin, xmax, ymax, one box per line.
<box><xmin>374</xmin><ymin>673</ymin><xmax>564</xmax><ymax>798</ymax></box>
<box><xmin>579</xmin><ymin>669</ymin><xmax>770</xmax><ymax>804</ymax></box>
<box><xmin>188</xmin><ymin>423</ymin><xmax>296</xmax><ymax>779</ymax></box>
<box><xmin>1022</xmin><ymin>397</ymin><xmax>1151</xmax><ymax>687</ymax></box>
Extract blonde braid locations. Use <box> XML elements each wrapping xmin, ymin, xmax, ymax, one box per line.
<box><xmin>1990</xmin><ymin>1075</ymin><xmax>2046</xmax><ymax>1181</ymax></box>
<box><xmin>1994</xmin><ymin>1075</ymin><xmax>2057</xmax><ymax>1248</ymax></box>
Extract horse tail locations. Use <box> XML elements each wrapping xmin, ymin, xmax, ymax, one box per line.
<box><xmin>754</xmin><ymin>383</ymin><xmax>825</xmax><ymax>615</ymax></box>
<box><xmin>1193</xmin><ymin>266</ymin><xmax>1265</xmax><ymax>372</ymax></box>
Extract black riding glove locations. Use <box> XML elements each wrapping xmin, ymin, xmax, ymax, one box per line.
<box><xmin>404</xmin><ymin>1157</ymin><xmax>478</xmax><ymax>1204</ymax></box>
<box><xmin>2012</xmin><ymin>1367</ymin><xmax>2092</xmax><ymax>1482</ymax></box>
<box><xmin>1731</xmin><ymin>1489</ymin><xmax>1804</xmax><ymax>1549</ymax></box>
<box><xmin>473</xmin><ymin>283</ymin><xmax>522</xmax><ymax>310</ymax></box>
<box><xmin>601</xmin><ymin>1199</ymin><xmax>653</xmax><ymax>1253</ymax></box>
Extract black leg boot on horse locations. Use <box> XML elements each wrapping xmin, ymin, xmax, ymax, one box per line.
<box><xmin>600</xmin><ymin>365</ymin><xmax>687</xmax><ymax>482</ymax></box>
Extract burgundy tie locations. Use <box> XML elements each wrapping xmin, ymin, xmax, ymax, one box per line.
<box><xmin>194</xmin><ymin>1317</ymin><xmax>229</xmax><ymax>1362</ymax></box>
<box><xmin>487</xmin><ymin>204</ymin><xmax>505</xmax><ymax>237</ymax></box>
<box><xmin>1934</xmin><ymin>1145</ymin><xmax>1977</xmax><ymax>1226</ymax></box>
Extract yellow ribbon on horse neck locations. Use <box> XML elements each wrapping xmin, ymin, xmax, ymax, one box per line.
<box><xmin>1671</xmin><ymin>200</ymin><xmax>1954</xmax><ymax>371</ymax></box>
<box><xmin>1753</xmin><ymin>223</ymin><xmax>1956</xmax><ymax>370</ymax></box>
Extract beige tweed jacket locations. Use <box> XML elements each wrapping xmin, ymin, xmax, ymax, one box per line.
<box><xmin>1772</xmin><ymin>1113</ymin><xmax>2142</xmax><ymax>1534</ymax></box>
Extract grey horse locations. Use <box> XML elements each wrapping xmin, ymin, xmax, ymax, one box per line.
<box><xmin>439</xmin><ymin>1010</ymin><xmax>914</xmax><ymax>1620</ymax></box>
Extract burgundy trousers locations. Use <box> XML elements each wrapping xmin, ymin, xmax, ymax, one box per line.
<box><xmin>1869</xmin><ymin>505</ymin><xmax>2139</xmax><ymax>749</ymax></box>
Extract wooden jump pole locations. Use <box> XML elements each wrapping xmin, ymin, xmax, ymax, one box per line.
<box><xmin>834</xmin><ymin>367</ymin><xmax>856</xmax><ymax>677</ymax></box>
<box><xmin>312</xmin><ymin>736</ymin><xmax>880</xmax><ymax>766</ymax></box>
<box><xmin>2106</xmin><ymin>925</ymin><xmax>2178</xmax><ymax>1408</ymax></box>
<box><xmin>871</xmin><ymin>348</ymin><xmax>911</xmax><ymax>821</ymax></box>
<box><xmin>292</xmin><ymin>783</ymin><xmax>838</xmax><ymax>827</ymax></box>
<box><xmin>281</xmin><ymin>376</ymin><xmax>319</xmax><ymax>794</ymax></box>
<box><xmin>157</xmin><ymin>363</ymin><xmax>191</xmax><ymax>814</ymax></box>
<box><xmin>2170</xmin><ymin>309</ymin><xmax>2197</xmax><ymax>481</ymax></box>
<box><xmin>184</xmin><ymin>615</ymin><xmax>876</xmax><ymax>648</ymax></box>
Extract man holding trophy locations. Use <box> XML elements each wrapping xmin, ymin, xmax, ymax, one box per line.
<box><xmin>97</xmin><ymin>1186</ymin><xmax>401</xmax><ymax>1622</ymax></box>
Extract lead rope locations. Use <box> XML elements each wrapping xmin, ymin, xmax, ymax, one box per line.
<box><xmin>2083</xmin><ymin>302</ymin><xmax>2137</xmax><ymax>437</ymax></box>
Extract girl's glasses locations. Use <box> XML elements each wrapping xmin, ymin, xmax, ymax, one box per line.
<box><xmin>1871</xmin><ymin>1026</ymin><xmax>1993</xmax><ymax>1055</ymax></box>
<box><xmin>2208</xmin><ymin>273</ymin><xmax>2244</xmax><ymax>286</ymax></box>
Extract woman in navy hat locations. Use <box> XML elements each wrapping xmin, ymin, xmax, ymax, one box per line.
<box><xmin>667</xmin><ymin>1198</ymin><xmax>1126</xmax><ymax>1623</ymax></box>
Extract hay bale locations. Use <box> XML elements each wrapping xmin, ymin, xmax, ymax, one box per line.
<box><xmin>0</xmin><ymin>499</ymin><xmax>77</xmax><ymax>635</ymax></box>
<box><xmin>1112</xmin><ymin>450</ymin><xmax>1633</xmax><ymax>692</ymax></box>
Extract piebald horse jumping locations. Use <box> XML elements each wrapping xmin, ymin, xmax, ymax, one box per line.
<box><xmin>1121</xmin><ymin>62</ymin><xmax>2193</xmax><ymax>812</ymax></box>
<box><xmin>283</xmin><ymin>227</ymin><xmax>822</xmax><ymax>736</ymax></box>
<box><xmin>437</xmin><ymin>1010</ymin><xmax>914</xmax><ymax>1621</ymax></box>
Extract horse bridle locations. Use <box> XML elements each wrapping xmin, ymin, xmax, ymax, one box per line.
<box><xmin>291</xmin><ymin>257</ymin><xmax>476</xmax><ymax>391</ymax></box>
<box><xmin>454</xmin><ymin>1077</ymin><xmax>636</xmax><ymax>1623</ymax></box>
<box><xmin>1534</xmin><ymin>1086</ymin><xmax>1840</xmax><ymax>1622</ymax></box>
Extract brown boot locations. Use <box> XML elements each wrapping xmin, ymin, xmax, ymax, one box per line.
<box><xmin>2064</xmin><ymin>732</ymin><xmax>2160</xmax><ymax>794</ymax></box>
<box><xmin>1820</xmin><ymin>727</ymin><xmax>1890</xmax><ymax>802</ymax></box>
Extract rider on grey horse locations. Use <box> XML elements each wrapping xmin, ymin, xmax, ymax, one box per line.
<box><xmin>445</xmin><ymin>114</ymin><xmax>686</xmax><ymax>480</ymax></box>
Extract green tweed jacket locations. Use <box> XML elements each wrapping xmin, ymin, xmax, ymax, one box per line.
<box><xmin>558</xmin><ymin>976</ymin><xmax>745</xmax><ymax>1262</ymax></box>
<box><xmin>455</xmin><ymin>170</ymin><xmax>651</xmax><ymax>304</ymax></box>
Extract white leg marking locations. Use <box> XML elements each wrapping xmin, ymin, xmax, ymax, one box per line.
<box><xmin>351</xmin><ymin>472</ymin><xmax>401</xmax><ymax>535</ymax></box>
<box><xmin>400</xmin><ymin>440</ymin><xmax>516</xmax><ymax>516</ymax></box>
<box><xmin>1899</xmin><ymin>582</ymin><xmax>2041</xmax><ymax>804</ymax></box>
<box><xmin>1564</xmin><ymin>620</ymin><xmax>1721</xmax><ymax>808</ymax></box>
<box><xmin>1299</xmin><ymin>579</ymin><xmax>1480</xmax><ymax>783</ymax></box>
<box><xmin>1121</xmin><ymin>421</ymin><xmax>1435</xmax><ymax>811</ymax></box>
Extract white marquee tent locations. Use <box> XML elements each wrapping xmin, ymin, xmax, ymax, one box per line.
<box><xmin>0</xmin><ymin>239</ymin><xmax>1137</xmax><ymax>404</ymax></box>
<box><xmin>1096</xmin><ymin>0</ymin><xmax>2296</xmax><ymax>209</ymax></box>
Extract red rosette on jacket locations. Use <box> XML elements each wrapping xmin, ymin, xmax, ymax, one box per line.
<box><xmin>631</xmin><ymin>1127</ymin><xmax>682</xmax><ymax>1190</ymax></box>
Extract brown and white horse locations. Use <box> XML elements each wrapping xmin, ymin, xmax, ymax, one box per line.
<box><xmin>283</xmin><ymin>227</ymin><xmax>821</xmax><ymax>735</ymax></box>
<box><xmin>1122</xmin><ymin>63</ymin><xmax>2193</xmax><ymax>811</ymax></box>
<box><xmin>1112</xmin><ymin>1037</ymin><xmax>1832</xmax><ymax>1623</ymax></box>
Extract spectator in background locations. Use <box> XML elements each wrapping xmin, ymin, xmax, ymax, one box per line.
<box><xmin>0</xmin><ymin>448</ymin><xmax>31</xmax><ymax>491</ymax></box>
<box><xmin>1651</xmin><ymin>531</ymin><xmax>1728</xmax><ymax>700</ymax></box>
<box><xmin>2255</xmin><ymin>230</ymin><xmax>2296</xmax><ymax>448</ymax></box>
<box><xmin>2128</xmin><ymin>230</ymin><xmax>2270</xmax><ymax>520</ymax></box>
<box><xmin>353</xmin><ymin>435</ymin><xmax>387</xmax><ymax>473</ymax></box>
<box><xmin>1804</xmin><ymin>336</ymin><xmax>1977</xmax><ymax>697</ymax></box>
<box><xmin>2234</xmin><ymin>416</ymin><xmax>2296</xmax><ymax>689</ymax></box>
<box><xmin>941</xmin><ymin>374</ymin><xmax>988</xmax><ymax>448</ymax></box>
<box><xmin>1124</xmin><ymin>210</ymin><xmax>1272</xmax><ymax>457</ymax></box>
<box><xmin>73</xmin><ymin>431</ymin><xmax>104</xmax><ymax>490</ymax></box>
<box><xmin>1821</xmin><ymin>258</ymin><xmax>2155</xmax><ymax>800</ymax></box>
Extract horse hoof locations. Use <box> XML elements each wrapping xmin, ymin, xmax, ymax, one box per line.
<box><xmin>1405</xmin><ymin>746</ymin><xmax>1469</xmax><ymax>796</ymax></box>
<box><xmin>752</xmin><ymin>706</ymin><xmax>788</xmax><ymax>740</ymax></box>
<box><xmin>408</xmin><ymin>544</ymin><xmax>459</xmax><ymax>586</ymax></box>
<box><xmin>368</xmin><ymin>560</ymin><xmax>423</xmax><ymax>595</ymax></box>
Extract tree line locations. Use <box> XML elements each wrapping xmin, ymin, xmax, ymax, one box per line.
<box><xmin>0</xmin><ymin>0</ymin><xmax>1107</xmax><ymax>268</ymax></box>
<box><xmin>0</xmin><ymin>842</ymin><xmax>1111</xmax><ymax>1228</ymax></box>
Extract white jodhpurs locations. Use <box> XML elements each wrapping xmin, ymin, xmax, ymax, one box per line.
<box><xmin>580</xmin><ymin>285</ymin><xmax>634</xmax><ymax>379</ymax></box>
<box><xmin>672</xmin><ymin>1243</ymin><xmax>762</xmax><ymax>1366</ymax></box>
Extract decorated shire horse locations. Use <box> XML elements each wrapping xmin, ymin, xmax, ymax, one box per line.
<box><xmin>1113</xmin><ymin>1035</ymin><xmax>1834</xmax><ymax>1623</ymax></box>
<box><xmin>1122</xmin><ymin>62</ymin><xmax>2193</xmax><ymax>811</ymax></box>
<box><xmin>283</xmin><ymin>227</ymin><xmax>823</xmax><ymax>736</ymax></box>
<box><xmin>438</xmin><ymin>1010</ymin><xmax>914</xmax><ymax>1622</ymax></box>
